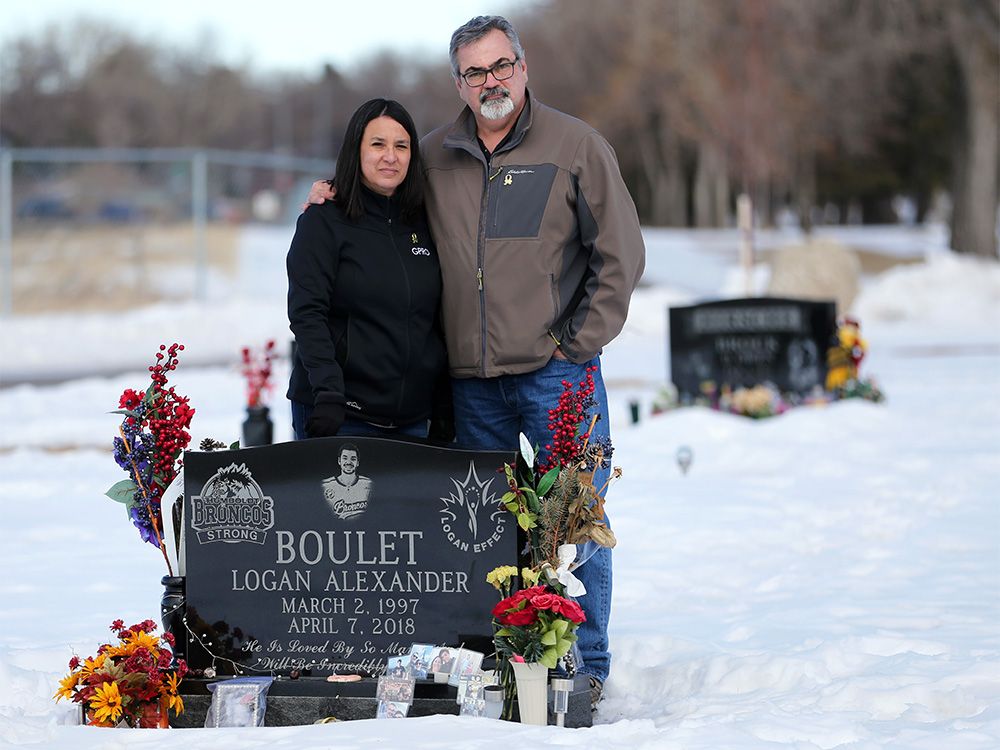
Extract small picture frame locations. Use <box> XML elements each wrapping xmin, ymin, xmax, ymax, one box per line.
<box><xmin>460</xmin><ymin>696</ymin><xmax>487</xmax><ymax>717</ymax></box>
<box><xmin>448</xmin><ymin>648</ymin><xmax>484</xmax><ymax>687</ymax></box>
<box><xmin>376</xmin><ymin>675</ymin><xmax>415</xmax><ymax>704</ymax></box>
<box><xmin>457</xmin><ymin>671</ymin><xmax>485</xmax><ymax>706</ymax></box>
<box><xmin>376</xmin><ymin>700</ymin><xmax>410</xmax><ymax>719</ymax></box>
<box><xmin>407</xmin><ymin>643</ymin><xmax>435</xmax><ymax>680</ymax></box>
<box><xmin>384</xmin><ymin>655</ymin><xmax>409</xmax><ymax>679</ymax></box>
<box><xmin>427</xmin><ymin>646</ymin><xmax>457</xmax><ymax>677</ymax></box>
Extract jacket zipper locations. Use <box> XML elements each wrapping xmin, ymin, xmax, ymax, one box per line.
<box><xmin>386</xmin><ymin>206</ymin><xmax>411</xmax><ymax>425</ymax></box>
<box><xmin>476</xmin><ymin>161</ymin><xmax>494</xmax><ymax>377</ymax></box>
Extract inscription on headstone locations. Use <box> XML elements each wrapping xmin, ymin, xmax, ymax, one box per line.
<box><xmin>181</xmin><ymin>438</ymin><xmax>516</xmax><ymax>677</ymax></box>
<box><xmin>669</xmin><ymin>297</ymin><xmax>837</xmax><ymax>397</ymax></box>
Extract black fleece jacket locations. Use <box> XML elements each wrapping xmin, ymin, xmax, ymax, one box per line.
<box><xmin>286</xmin><ymin>188</ymin><xmax>447</xmax><ymax>427</ymax></box>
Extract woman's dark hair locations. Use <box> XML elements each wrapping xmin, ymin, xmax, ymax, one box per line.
<box><xmin>332</xmin><ymin>98</ymin><xmax>424</xmax><ymax>221</ymax></box>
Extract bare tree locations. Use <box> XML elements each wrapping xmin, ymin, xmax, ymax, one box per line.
<box><xmin>943</xmin><ymin>0</ymin><xmax>999</xmax><ymax>258</ymax></box>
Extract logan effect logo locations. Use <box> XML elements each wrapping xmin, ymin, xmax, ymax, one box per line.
<box><xmin>439</xmin><ymin>461</ymin><xmax>505</xmax><ymax>553</ymax></box>
<box><xmin>190</xmin><ymin>463</ymin><xmax>274</xmax><ymax>544</ymax></box>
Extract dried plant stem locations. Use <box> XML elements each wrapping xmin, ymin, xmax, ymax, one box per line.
<box><xmin>119</xmin><ymin>426</ymin><xmax>174</xmax><ymax>576</ymax></box>
<box><xmin>579</xmin><ymin>414</ymin><xmax>599</xmax><ymax>455</ymax></box>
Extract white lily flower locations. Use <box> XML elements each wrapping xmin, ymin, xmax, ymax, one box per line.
<box><xmin>518</xmin><ymin>433</ymin><xmax>535</xmax><ymax>467</ymax></box>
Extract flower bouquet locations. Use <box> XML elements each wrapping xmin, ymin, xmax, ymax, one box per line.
<box><xmin>501</xmin><ymin>366</ymin><xmax>618</xmax><ymax>574</ymax></box>
<box><xmin>106</xmin><ymin>343</ymin><xmax>194</xmax><ymax>574</ymax></box>
<box><xmin>241</xmin><ymin>340</ymin><xmax>276</xmax><ymax>408</ymax></box>
<box><xmin>488</xmin><ymin>568</ymin><xmax>586</xmax><ymax>668</ymax></box>
<box><xmin>240</xmin><ymin>340</ymin><xmax>276</xmax><ymax>447</ymax></box>
<box><xmin>54</xmin><ymin>619</ymin><xmax>187</xmax><ymax>727</ymax></box>
<box><xmin>488</xmin><ymin>366</ymin><xmax>621</xmax><ymax>721</ymax></box>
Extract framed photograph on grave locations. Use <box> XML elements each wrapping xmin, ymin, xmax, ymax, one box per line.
<box><xmin>448</xmin><ymin>648</ymin><xmax>484</xmax><ymax>687</ymax></box>
<box><xmin>428</xmin><ymin>646</ymin><xmax>457</xmax><ymax>675</ymax></box>
<box><xmin>376</xmin><ymin>700</ymin><xmax>409</xmax><ymax>719</ymax></box>
<box><xmin>376</xmin><ymin>675</ymin><xmax>415</xmax><ymax>704</ymax></box>
<box><xmin>407</xmin><ymin>643</ymin><xmax>434</xmax><ymax>679</ymax></box>
<box><xmin>385</xmin><ymin>655</ymin><xmax>408</xmax><ymax>678</ymax></box>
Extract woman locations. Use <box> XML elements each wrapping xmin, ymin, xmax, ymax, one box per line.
<box><xmin>287</xmin><ymin>98</ymin><xmax>447</xmax><ymax>439</ymax></box>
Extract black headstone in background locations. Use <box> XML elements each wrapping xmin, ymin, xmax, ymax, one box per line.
<box><xmin>181</xmin><ymin>438</ymin><xmax>515</xmax><ymax>677</ymax></box>
<box><xmin>669</xmin><ymin>297</ymin><xmax>837</xmax><ymax>397</ymax></box>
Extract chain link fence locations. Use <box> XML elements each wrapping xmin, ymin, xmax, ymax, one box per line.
<box><xmin>0</xmin><ymin>148</ymin><xmax>334</xmax><ymax>316</ymax></box>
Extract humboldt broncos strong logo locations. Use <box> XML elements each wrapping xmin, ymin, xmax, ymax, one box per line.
<box><xmin>439</xmin><ymin>461</ymin><xmax>505</xmax><ymax>553</ymax></box>
<box><xmin>190</xmin><ymin>463</ymin><xmax>274</xmax><ymax>544</ymax></box>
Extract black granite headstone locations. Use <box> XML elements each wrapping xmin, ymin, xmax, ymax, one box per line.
<box><xmin>669</xmin><ymin>297</ymin><xmax>837</xmax><ymax>397</ymax></box>
<box><xmin>181</xmin><ymin>437</ymin><xmax>516</xmax><ymax>677</ymax></box>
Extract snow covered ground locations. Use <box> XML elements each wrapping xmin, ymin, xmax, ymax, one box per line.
<box><xmin>0</xmin><ymin>224</ymin><xmax>998</xmax><ymax>748</ymax></box>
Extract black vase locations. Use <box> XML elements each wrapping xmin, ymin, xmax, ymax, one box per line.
<box><xmin>160</xmin><ymin>575</ymin><xmax>186</xmax><ymax>666</ymax></box>
<box><xmin>242</xmin><ymin>405</ymin><xmax>273</xmax><ymax>447</ymax></box>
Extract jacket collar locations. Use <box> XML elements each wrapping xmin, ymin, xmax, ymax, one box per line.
<box><xmin>443</xmin><ymin>89</ymin><xmax>535</xmax><ymax>162</ymax></box>
<box><xmin>359</xmin><ymin>185</ymin><xmax>402</xmax><ymax>220</ymax></box>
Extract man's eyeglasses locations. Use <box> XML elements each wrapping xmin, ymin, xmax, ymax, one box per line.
<box><xmin>460</xmin><ymin>57</ymin><xmax>520</xmax><ymax>87</ymax></box>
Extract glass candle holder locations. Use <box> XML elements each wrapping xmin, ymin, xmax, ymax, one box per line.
<box><xmin>482</xmin><ymin>684</ymin><xmax>504</xmax><ymax>720</ymax></box>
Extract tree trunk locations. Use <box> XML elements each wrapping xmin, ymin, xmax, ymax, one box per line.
<box><xmin>795</xmin><ymin>145</ymin><xmax>817</xmax><ymax>234</ymax></box>
<box><xmin>694</xmin><ymin>141</ymin><xmax>730</xmax><ymax>227</ymax></box>
<box><xmin>948</xmin><ymin>6</ymin><xmax>999</xmax><ymax>258</ymax></box>
<box><xmin>637</xmin><ymin>125</ymin><xmax>687</xmax><ymax>226</ymax></box>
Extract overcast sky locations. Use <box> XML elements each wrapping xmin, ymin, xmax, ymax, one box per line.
<box><xmin>0</xmin><ymin>0</ymin><xmax>539</xmax><ymax>76</ymax></box>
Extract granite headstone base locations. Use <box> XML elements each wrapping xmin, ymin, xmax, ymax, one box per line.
<box><xmin>173</xmin><ymin>674</ymin><xmax>593</xmax><ymax>728</ymax></box>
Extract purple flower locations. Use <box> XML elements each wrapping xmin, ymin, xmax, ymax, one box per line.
<box><xmin>129</xmin><ymin>505</ymin><xmax>158</xmax><ymax>546</ymax></box>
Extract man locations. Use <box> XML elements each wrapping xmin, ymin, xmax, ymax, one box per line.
<box><xmin>321</xmin><ymin>443</ymin><xmax>373</xmax><ymax>519</ymax></box>
<box><xmin>309</xmin><ymin>16</ymin><xmax>644</xmax><ymax>708</ymax></box>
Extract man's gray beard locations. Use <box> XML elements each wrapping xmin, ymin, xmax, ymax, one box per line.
<box><xmin>479</xmin><ymin>91</ymin><xmax>515</xmax><ymax>121</ymax></box>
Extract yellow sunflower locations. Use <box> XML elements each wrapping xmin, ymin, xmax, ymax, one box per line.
<box><xmin>90</xmin><ymin>681</ymin><xmax>125</xmax><ymax>724</ymax></box>
<box><xmin>78</xmin><ymin>654</ymin><xmax>107</xmax><ymax>677</ymax></box>
<box><xmin>53</xmin><ymin>672</ymin><xmax>80</xmax><ymax>701</ymax></box>
<box><xmin>163</xmin><ymin>672</ymin><xmax>185</xmax><ymax>715</ymax></box>
<box><xmin>123</xmin><ymin>630</ymin><xmax>160</xmax><ymax>652</ymax></box>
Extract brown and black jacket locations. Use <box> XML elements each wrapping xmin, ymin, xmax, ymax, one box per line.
<box><xmin>422</xmin><ymin>91</ymin><xmax>645</xmax><ymax>378</ymax></box>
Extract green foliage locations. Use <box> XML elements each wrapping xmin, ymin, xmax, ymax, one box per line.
<box><xmin>105</xmin><ymin>479</ymin><xmax>138</xmax><ymax>506</ymax></box>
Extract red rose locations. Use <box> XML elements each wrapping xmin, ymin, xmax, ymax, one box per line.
<box><xmin>528</xmin><ymin>592</ymin><xmax>586</xmax><ymax>623</ymax></box>
<box><xmin>518</xmin><ymin>586</ymin><xmax>548</xmax><ymax>599</ymax></box>
<box><xmin>493</xmin><ymin>589</ymin><xmax>542</xmax><ymax>627</ymax></box>
<box><xmin>528</xmin><ymin>593</ymin><xmax>560</xmax><ymax>611</ymax></box>
<box><xmin>500</xmin><ymin>605</ymin><xmax>538</xmax><ymax>627</ymax></box>
<box><xmin>554</xmin><ymin>597</ymin><xmax>586</xmax><ymax>623</ymax></box>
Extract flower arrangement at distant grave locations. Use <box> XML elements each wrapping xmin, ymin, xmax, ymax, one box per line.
<box><xmin>652</xmin><ymin>316</ymin><xmax>884</xmax><ymax>419</ymax></box>
<box><xmin>487</xmin><ymin>366</ymin><xmax>620</xmax><ymax>720</ymax></box>
<box><xmin>824</xmin><ymin>317</ymin><xmax>885</xmax><ymax>403</ymax></box>
<box><xmin>241</xmin><ymin>340</ymin><xmax>276</xmax><ymax>408</ymax></box>
<box><xmin>652</xmin><ymin>379</ymin><xmax>796</xmax><ymax>419</ymax></box>
<box><xmin>54</xmin><ymin>619</ymin><xmax>187</xmax><ymax>727</ymax></box>
<box><xmin>106</xmin><ymin>343</ymin><xmax>194</xmax><ymax>574</ymax></box>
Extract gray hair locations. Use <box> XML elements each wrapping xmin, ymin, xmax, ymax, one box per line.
<box><xmin>449</xmin><ymin>15</ymin><xmax>525</xmax><ymax>79</ymax></box>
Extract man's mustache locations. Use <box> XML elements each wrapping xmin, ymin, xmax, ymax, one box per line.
<box><xmin>479</xmin><ymin>86</ymin><xmax>510</xmax><ymax>104</ymax></box>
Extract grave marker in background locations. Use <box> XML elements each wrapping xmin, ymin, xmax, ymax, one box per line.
<box><xmin>669</xmin><ymin>297</ymin><xmax>837</xmax><ymax>398</ymax></box>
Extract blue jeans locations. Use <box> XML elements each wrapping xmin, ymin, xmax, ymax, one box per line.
<box><xmin>451</xmin><ymin>355</ymin><xmax>613</xmax><ymax>683</ymax></box>
<box><xmin>290</xmin><ymin>401</ymin><xmax>429</xmax><ymax>440</ymax></box>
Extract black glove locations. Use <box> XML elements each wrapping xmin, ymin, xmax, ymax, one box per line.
<box><xmin>428</xmin><ymin>375</ymin><xmax>455</xmax><ymax>444</ymax></box>
<box><xmin>428</xmin><ymin>413</ymin><xmax>456</xmax><ymax>444</ymax></box>
<box><xmin>306</xmin><ymin>395</ymin><xmax>345</xmax><ymax>438</ymax></box>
